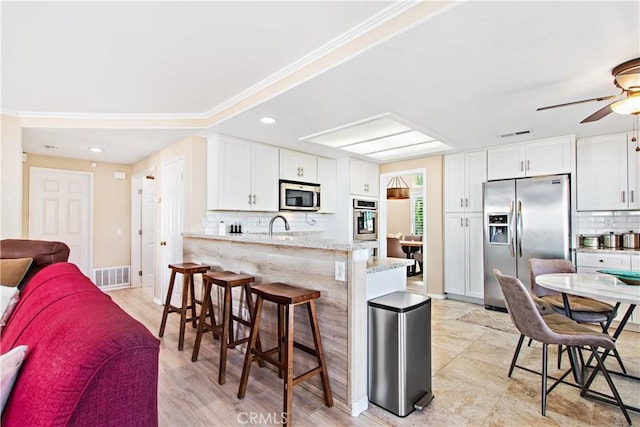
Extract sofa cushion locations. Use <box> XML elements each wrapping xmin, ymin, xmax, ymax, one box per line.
<box><xmin>0</xmin><ymin>287</ymin><xmax>20</xmax><ymax>335</ymax></box>
<box><xmin>0</xmin><ymin>345</ymin><xmax>27</xmax><ymax>414</ymax></box>
<box><xmin>0</xmin><ymin>258</ymin><xmax>32</xmax><ymax>287</ymax></box>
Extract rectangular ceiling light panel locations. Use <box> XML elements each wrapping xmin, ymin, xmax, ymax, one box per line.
<box><xmin>368</xmin><ymin>141</ymin><xmax>452</xmax><ymax>161</ymax></box>
<box><xmin>341</xmin><ymin>130</ymin><xmax>435</xmax><ymax>154</ymax></box>
<box><xmin>300</xmin><ymin>113</ymin><xmax>452</xmax><ymax>161</ymax></box>
<box><xmin>300</xmin><ymin>116</ymin><xmax>410</xmax><ymax>147</ymax></box>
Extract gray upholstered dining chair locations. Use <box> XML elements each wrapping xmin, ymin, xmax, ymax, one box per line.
<box><xmin>492</xmin><ymin>268</ymin><xmax>630</xmax><ymax>423</ymax></box>
<box><xmin>387</xmin><ymin>237</ymin><xmax>414</xmax><ymax>276</ymax></box>
<box><xmin>528</xmin><ymin>258</ymin><xmax>624</xmax><ymax>371</ymax></box>
<box><xmin>386</xmin><ymin>237</ymin><xmax>406</xmax><ymax>259</ymax></box>
<box><xmin>529</xmin><ymin>258</ymin><xmax>617</xmax><ymax>325</ymax></box>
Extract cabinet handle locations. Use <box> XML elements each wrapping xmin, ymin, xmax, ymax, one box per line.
<box><xmin>248</xmin><ymin>194</ymin><xmax>252</xmax><ymax>205</ymax></box>
<box><xmin>160</xmin><ymin>241</ymin><xmax>167</xmax><ymax>246</ymax></box>
<box><xmin>252</xmin><ymin>194</ymin><xmax>256</xmax><ymax>204</ymax></box>
<box><xmin>632</xmin><ymin>190</ymin><xmax>635</xmax><ymax>203</ymax></box>
<box><xmin>300</xmin><ymin>167</ymin><xmax>304</xmax><ymax>176</ymax></box>
<box><xmin>520</xmin><ymin>161</ymin><xmax>524</xmax><ymax>172</ymax></box>
<box><xmin>465</xmin><ymin>198</ymin><xmax>469</xmax><ymax>207</ymax></box>
<box><xmin>622</xmin><ymin>191</ymin><xmax>626</xmax><ymax>203</ymax></box>
<box><xmin>599</xmin><ymin>259</ymin><xmax>604</xmax><ymax>263</ymax></box>
<box><xmin>460</xmin><ymin>198</ymin><xmax>464</xmax><ymax>207</ymax></box>
<box><xmin>526</xmin><ymin>160</ymin><xmax>530</xmax><ymax>171</ymax></box>
<box><xmin>460</xmin><ymin>218</ymin><xmax>463</xmax><ymax>227</ymax></box>
<box><xmin>465</xmin><ymin>218</ymin><xmax>469</xmax><ymax>227</ymax></box>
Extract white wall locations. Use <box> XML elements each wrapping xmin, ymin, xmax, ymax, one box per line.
<box><xmin>1</xmin><ymin>114</ymin><xmax>23</xmax><ymax>238</ymax></box>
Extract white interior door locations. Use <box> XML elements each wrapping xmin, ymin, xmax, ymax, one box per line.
<box><xmin>160</xmin><ymin>158</ymin><xmax>184</xmax><ymax>302</ymax></box>
<box><xmin>29</xmin><ymin>167</ymin><xmax>92</xmax><ymax>275</ymax></box>
<box><xmin>141</xmin><ymin>175</ymin><xmax>156</xmax><ymax>287</ymax></box>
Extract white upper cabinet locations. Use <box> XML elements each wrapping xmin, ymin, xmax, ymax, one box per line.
<box><xmin>487</xmin><ymin>136</ymin><xmax>573</xmax><ymax>180</ymax></box>
<box><xmin>350</xmin><ymin>158</ymin><xmax>379</xmax><ymax>197</ymax></box>
<box><xmin>444</xmin><ymin>151</ymin><xmax>486</xmax><ymax>213</ymax></box>
<box><xmin>577</xmin><ymin>132</ymin><xmax>638</xmax><ymax>211</ymax></box>
<box><xmin>279</xmin><ymin>149</ymin><xmax>318</xmax><ymax>183</ymax></box>
<box><xmin>207</xmin><ymin>135</ymin><xmax>279</xmax><ymax>211</ymax></box>
<box><xmin>317</xmin><ymin>157</ymin><xmax>337</xmax><ymax>213</ymax></box>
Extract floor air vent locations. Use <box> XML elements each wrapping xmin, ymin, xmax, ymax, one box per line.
<box><xmin>93</xmin><ymin>266</ymin><xmax>130</xmax><ymax>288</ymax></box>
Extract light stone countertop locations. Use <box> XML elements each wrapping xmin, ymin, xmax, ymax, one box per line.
<box><xmin>366</xmin><ymin>256</ymin><xmax>414</xmax><ymax>274</ymax></box>
<box><xmin>183</xmin><ymin>232</ymin><xmax>378</xmax><ymax>251</ymax></box>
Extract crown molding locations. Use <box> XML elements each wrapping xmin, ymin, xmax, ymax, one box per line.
<box><xmin>5</xmin><ymin>1</ymin><xmax>457</xmax><ymax>128</ymax></box>
<box><xmin>203</xmin><ymin>1</ymin><xmax>424</xmax><ymax>118</ymax></box>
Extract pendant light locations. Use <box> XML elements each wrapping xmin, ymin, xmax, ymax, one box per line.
<box><xmin>386</xmin><ymin>176</ymin><xmax>410</xmax><ymax>200</ymax></box>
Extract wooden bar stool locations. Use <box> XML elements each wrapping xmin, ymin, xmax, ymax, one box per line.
<box><xmin>192</xmin><ymin>271</ymin><xmax>262</xmax><ymax>385</ymax></box>
<box><xmin>158</xmin><ymin>262</ymin><xmax>210</xmax><ymax>351</ymax></box>
<box><xmin>237</xmin><ymin>282</ymin><xmax>333</xmax><ymax>426</ymax></box>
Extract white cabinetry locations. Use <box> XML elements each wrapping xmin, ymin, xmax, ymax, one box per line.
<box><xmin>444</xmin><ymin>213</ymin><xmax>484</xmax><ymax>299</ymax></box>
<box><xmin>279</xmin><ymin>149</ymin><xmax>318</xmax><ymax>182</ymax></box>
<box><xmin>317</xmin><ymin>157</ymin><xmax>337</xmax><ymax>213</ymax></box>
<box><xmin>487</xmin><ymin>136</ymin><xmax>572</xmax><ymax>180</ymax></box>
<box><xmin>444</xmin><ymin>151</ymin><xmax>485</xmax><ymax>300</ymax></box>
<box><xmin>576</xmin><ymin>251</ymin><xmax>639</xmax><ymax>326</ymax></box>
<box><xmin>207</xmin><ymin>135</ymin><xmax>279</xmax><ymax>211</ymax></box>
<box><xmin>444</xmin><ymin>151</ymin><xmax>486</xmax><ymax>212</ymax></box>
<box><xmin>576</xmin><ymin>252</ymin><xmax>631</xmax><ymax>273</ymax></box>
<box><xmin>577</xmin><ymin>132</ymin><xmax>639</xmax><ymax>211</ymax></box>
<box><xmin>350</xmin><ymin>158</ymin><xmax>379</xmax><ymax>197</ymax></box>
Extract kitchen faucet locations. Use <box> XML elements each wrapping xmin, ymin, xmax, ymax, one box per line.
<box><xmin>269</xmin><ymin>215</ymin><xmax>290</xmax><ymax>236</ymax></box>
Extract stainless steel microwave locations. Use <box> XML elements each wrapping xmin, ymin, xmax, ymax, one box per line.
<box><xmin>279</xmin><ymin>180</ymin><xmax>320</xmax><ymax>211</ymax></box>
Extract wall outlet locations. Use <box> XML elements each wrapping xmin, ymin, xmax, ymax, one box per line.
<box><xmin>335</xmin><ymin>261</ymin><xmax>346</xmax><ymax>281</ymax></box>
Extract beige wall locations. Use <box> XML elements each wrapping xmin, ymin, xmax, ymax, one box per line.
<box><xmin>381</xmin><ymin>156</ymin><xmax>444</xmax><ymax>295</ymax></box>
<box><xmin>1</xmin><ymin>114</ymin><xmax>23</xmax><ymax>238</ymax></box>
<box><xmin>387</xmin><ymin>199</ymin><xmax>411</xmax><ymax>237</ymax></box>
<box><xmin>132</xmin><ymin>135</ymin><xmax>207</xmax><ymax>234</ymax></box>
<box><xmin>133</xmin><ymin>135</ymin><xmax>207</xmax><ymax>300</ymax></box>
<box><xmin>22</xmin><ymin>154</ymin><xmax>132</xmax><ymax>268</ymax></box>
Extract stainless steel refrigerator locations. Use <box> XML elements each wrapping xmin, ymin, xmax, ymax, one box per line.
<box><xmin>483</xmin><ymin>174</ymin><xmax>571</xmax><ymax>311</ymax></box>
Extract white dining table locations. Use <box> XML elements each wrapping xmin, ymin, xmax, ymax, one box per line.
<box><xmin>535</xmin><ymin>272</ymin><xmax>640</xmax><ymax>414</ymax></box>
<box><xmin>535</xmin><ymin>272</ymin><xmax>640</xmax><ymax>307</ymax></box>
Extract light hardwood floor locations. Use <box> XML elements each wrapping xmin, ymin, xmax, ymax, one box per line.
<box><xmin>108</xmin><ymin>286</ymin><xmax>640</xmax><ymax>426</ymax></box>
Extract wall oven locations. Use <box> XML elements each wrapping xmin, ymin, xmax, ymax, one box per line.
<box><xmin>353</xmin><ymin>199</ymin><xmax>378</xmax><ymax>241</ymax></box>
<box><xmin>279</xmin><ymin>180</ymin><xmax>320</xmax><ymax>211</ymax></box>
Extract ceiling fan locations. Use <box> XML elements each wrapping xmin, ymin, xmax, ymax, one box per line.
<box><xmin>537</xmin><ymin>57</ymin><xmax>640</xmax><ymax>123</ymax></box>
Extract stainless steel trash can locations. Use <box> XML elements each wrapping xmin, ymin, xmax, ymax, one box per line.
<box><xmin>368</xmin><ymin>291</ymin><xmax>433</xmax><ymax>417</ymax></box>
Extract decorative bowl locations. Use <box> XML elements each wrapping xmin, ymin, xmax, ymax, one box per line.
<box><xmin>596</xmin><ymin>269</ymin><xmax>640</xmax><ymax>286</ymax></box>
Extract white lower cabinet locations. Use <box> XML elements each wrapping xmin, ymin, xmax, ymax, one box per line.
<box><xmin>444</xmin><ymin>212</ymin><xmax>484</xmax><ymax>299</ymax></box>
<box><xmin>576</xmin><ymin>252</ymin><xmax>639</xmax><ymax>326</ymax></box>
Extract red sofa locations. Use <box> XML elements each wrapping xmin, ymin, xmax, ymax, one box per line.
<box><xmin>1</xmin><ymin>262</ymin><xmax>160</xmax><ymax>426</ymax></box>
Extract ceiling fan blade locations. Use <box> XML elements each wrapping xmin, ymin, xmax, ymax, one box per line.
<box><xmin>580</xmin><ymin>102</ymin><xmax>614</xmax><ymax>123</ymax></box>
<box><xmin>537</xmin><ymin>95</ymin><xmax>617</xmax><ymax>111</ymax></box>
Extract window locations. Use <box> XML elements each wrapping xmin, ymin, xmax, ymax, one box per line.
<box><xmin>411</xmin><ymin>191</ymin><xmax>424</xmax><ymax>236</ymax></box>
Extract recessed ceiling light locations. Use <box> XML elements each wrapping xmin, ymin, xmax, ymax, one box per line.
<box><xmin>44</xmin><ymin>145</ymin><xmax>58</xmax><ymax>150</ymax></box>
<box><xmin>88</xmin><ymin>147</ymin><xmax>104</xmax><ymax>153</ymax></box>
<box><xmin>260</xmin><ymin>117</ymin><xmax>277</xmax><ymax>124</ymax></box>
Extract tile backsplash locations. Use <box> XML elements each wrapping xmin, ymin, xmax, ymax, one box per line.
<box><xmin>577</xmin><ymin>211</ymin><xmax>640</xmax><ymax>235</ymax></box>
<box><xmin>203</xmin><ymin>211</ymin><xmax>324</xmax><ymax>235</ymax></box>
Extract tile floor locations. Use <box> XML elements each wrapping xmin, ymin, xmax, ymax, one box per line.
<box><xmin>109</xmin><ymin>285</ymin><xmax>639</xmax><ymax>426</ymax></box>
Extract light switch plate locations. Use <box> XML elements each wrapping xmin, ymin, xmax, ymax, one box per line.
<box><xmin>335</xmin><ymin>261</ymin><xmax>345</xmax><ymax>281</ymax></box>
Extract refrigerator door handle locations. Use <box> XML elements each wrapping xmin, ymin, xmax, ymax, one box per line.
<box><xmin>517</xmin><ymin>201</ymin><xmax>523</xmax><ymax>257</ymax></box>
<box><xmin>509</xmin><ymin>201</ymin><xmax>515</xmax><ymax>258</ymax></box>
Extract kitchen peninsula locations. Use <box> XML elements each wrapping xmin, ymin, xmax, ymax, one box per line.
<box><xmin>182</xmin><ymin>232</ymin><xmax>412</xmax><ymax>416</ymax></box>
